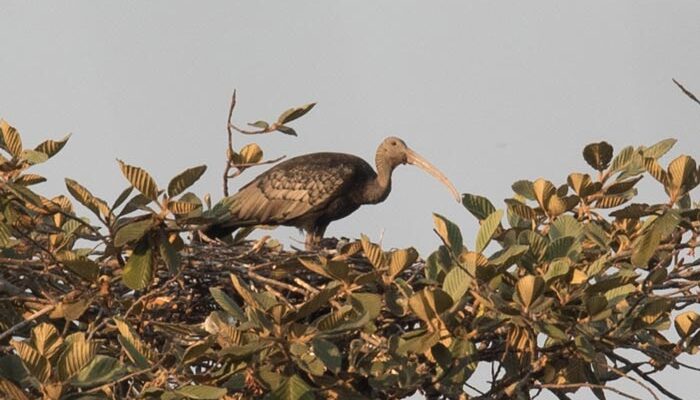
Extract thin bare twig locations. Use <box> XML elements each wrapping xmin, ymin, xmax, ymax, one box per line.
<box><xmin>0</xmin><ymin>303</ymin><xmax>56</xmax><ymax>341</ymax></box>
<box><xmin>672</xmin><ymin>78</ymin><xmax>700</xmax><ymax>106</ymax></box>
<box><xmin>536</xmin><ymin>383</ymin><xmax>644</xmax><ymax>400</ymax></box>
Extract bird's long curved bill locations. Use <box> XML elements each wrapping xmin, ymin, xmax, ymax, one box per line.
<box><xmin>406</xmin><ymin>148</ymin><xmax>461</xmax><ymax>202</ymax></box>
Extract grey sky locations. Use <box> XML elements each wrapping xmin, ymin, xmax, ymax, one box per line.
<box><xmin>2</xmin><ymin>2</ymin><xmax>700</xmax><ymax>398</ymax></box>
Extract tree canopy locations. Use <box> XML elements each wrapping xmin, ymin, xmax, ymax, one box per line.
<box><xmin>1</xmin><ymin>92</ymin><xmax>700</xmax><ymax>399</ymax></box>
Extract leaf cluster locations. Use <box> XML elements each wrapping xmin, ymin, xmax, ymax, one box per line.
<box><xmin>1</xmin><ymin>113</ymin><xmax>700</xmax><ymax>400</ymax></box>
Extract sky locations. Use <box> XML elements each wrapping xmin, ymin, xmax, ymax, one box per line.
<box><xmin>2</xmin><ymin>2</ymin><xmax>700</xmax><ymax>398</ymax></box>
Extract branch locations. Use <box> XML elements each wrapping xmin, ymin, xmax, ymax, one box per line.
<box><xmin>672</xmin><ymin>78</ymin><xmax>700</xmax><ymax>106</ymax></box>
<box><xmin>0</xmin><ymin>304</ymin><xmax>56</xmax><ymax>341</ymax></box>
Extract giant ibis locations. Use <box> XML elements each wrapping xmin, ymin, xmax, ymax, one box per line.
<box><xmin>205</xmin><ymin>137</ymin><xmax>461</xmax><ymax>249</ymax></box>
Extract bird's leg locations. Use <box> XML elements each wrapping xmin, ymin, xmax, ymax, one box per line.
<box><xmin>304</xmin><ymin>224</ymin><xmax>328</xmax><ymax>251</ymax></box>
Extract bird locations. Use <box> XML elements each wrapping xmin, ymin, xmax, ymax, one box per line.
<box><xmin>204</xmin><ymin>136</ymin><xmax>461</xmax><ymax>250</ymax></box>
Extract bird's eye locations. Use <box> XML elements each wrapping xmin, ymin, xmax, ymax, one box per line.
<box><xmin>391</xmin><ymin>141</ymin><xmax>397</xmax><ymax>146</ymax></box>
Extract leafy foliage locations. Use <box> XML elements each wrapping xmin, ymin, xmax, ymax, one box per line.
<box><xmin>2</xmin><ymin>95</ymin><xmax>700</xmax><ymax>400</ymax></box>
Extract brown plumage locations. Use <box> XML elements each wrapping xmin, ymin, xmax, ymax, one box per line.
<box><xmin>205</xmin><ymin>137</ymin><xmax>460</xmax><ymax>249</ymax></box>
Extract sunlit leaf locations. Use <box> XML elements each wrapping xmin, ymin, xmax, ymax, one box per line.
<box><xmin>57</xmin><ymin>334</ymin><xmax>99</xmax><ymax>381</ymax></box>
<box><xmin>433</xmin><ymin>213</ymin><xmax>463</xmax><ymax>253</ymax></box>
<box><xmin>0</xmin><ymin>120</ymin><xmax>22</xmax><ymax>157</ymax></box>
<box><xmin>14</xmin><ymin>173</ymin><xmax>46</xmax><ymax>186</ymax></box>
<box><xmin>117</xmin><ymin>160</ymin><xmax>159</xmax><ymax>201</ymax></box>
<box><xmin>515</xmin><ymin>275</ymin><xmax>544</xmax><ymax>308</ymax></box>
<box><xmin>675</xmin><ymin>311</ymin><xmax>700</xmax><ymax>338</ymax></box>
<box><xmin>360</xmin><ymin>234</ymin><xmax>386</xmax><ymax>269</ymax></box>
<box><xmin>239</xmin><ymin>143</ymin><xmax>263</xmax><ymax>164</ymax></box>
<box><xmin>388</xmin><ymin>247</ymin><xmax>418</xmax><ymax>278</ymax></box>
<box><xmin>271</xmin><ymin>374</ymin><xmax>313</xmax><ymax>400</ymax></box>
<box><xmin>35</xmin><ymin>133</ymin><xmax>71</xmax><ymax>159</ymax></box>
<box><xmin>10</xmin><ymin>340</ymin><xmax>51</xmax><ymax>383</ymax></box>
<box><xmin>31</xmin><ymin>323</ymin><xmax>63</xmax><ymax>361</ymax></box>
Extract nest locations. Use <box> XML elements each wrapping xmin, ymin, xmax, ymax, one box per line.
<box><xmin>0</xmin><ymin>237</ymin><xmax>424</xmax><ymax>344</ymax></box>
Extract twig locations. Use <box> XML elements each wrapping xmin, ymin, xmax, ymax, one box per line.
<box><xmin>0</xmin><ymin>303</ymin><xmax>56</xmax><ymax>341</ymax></box>
<box><xmin>246</xmin><ymin>269</ymin><xmax>306</xmax><ymax>295</ymax></box>
<box><xmin>672</xmin><ymin>78</ymin><xmax>700</xmax><ymax>106</ymax></box>
<box><xmin>535</xmin><ymin>383</ymin><xmax>644</xmax><ymax>400</ymax></box>
<box><xmin>607</xmin><ymin>351</ymin><xmax>682</xmax><ymax>400</ymax></box>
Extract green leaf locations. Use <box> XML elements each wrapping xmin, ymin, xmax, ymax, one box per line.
<box><xmin>159</xmin><ymin>235</ymin><xmax>181</xmax><ymax>274</ymax></box>
<box><xmin>167</xmin><ymin>165</ymin><xmax>207</xmax><ymax>197</ymax></box>
<box><xmin>549</xmin><ymin>215</ymin><xmax>583</xmax><ymax>241</ymax></box>
<box><xmin>312</xmin><ymin>338</ymin><xmax>341</xmax><ymax>374</ymax></box>
<box><xmin>583</xmin><ymin>141</ymin><xmax>613</xmax><ymax>171</ymax></box>
<box><xmin>443</xmin><ymin>264</ymin><xmax>472</xmax><ymax>303</ymax></box>
<box><xmin>277</xmin><ymin>103</ymin><xmax>316</xmax><ymax>125</ymax></box>
<box><xmin>543</xmin><ymin>259</ymin><xmax>570</xmax><ymax>282</ymax></box>
<box><xmin>115</xmin><ymin>319</ymin><xmax>153</xmax><ymax>369</ymax></box>
<box><xmin>63</xmin><ymin>259</ymin><xmax>99</xmax><ymax>282</ymax></box>
<box><xmin>631</xmin><ymin>211</ymin><xmax>680</xmax><ymax>268</ymax></box>
<box><xmin>118</xmin><ymin>193</ymin><xmax>153</xmax><ymax>217</ymax></box>
<box><xmin>174</xmin><ymin>385</ymin><xmax>228</xmax><ymax>399</ymax></box>
<box><xmin>57</xmin><ymin>334</ymin><xmax>99</xmax><ymax>381</ymax></box>
<box><xmin>121</xmin><ymin>243</ymin><xmax>154</xmax><ymax>290</ymax></box>
<box><xmin>287</xmin><ymin>283</ymin><xmax>340</xmax><ymax>322</ymax></box>
<box><xmin>397</xmin><ymin>330</ymin><xmax>441</xmax><ymax>355</ymax></box>
<box><xmin>34</xmin><ymin>134</ymin><xmax>71</xmax><ymax>159</ymax></box>
<box><xmin>248</xmin><ymin>120</ymin><xmax>269</xmax><ymax>129</ymax></box>
<box><xmin>433</xmin><ymin>213</ymin><xmax>463</xmax><ymax>253</ymax></box>
<box><xmin>209</xmin><ymin>287</ymin><xmax>246</xmax><ymax>321</ymax></box>
<box><xmin>271</xmin><ymin>374</ymin><xmax>313</xmax><ymax>400</ymax></box>
<box><xmin>544</xmin><ymin>237</ymin><xmax>575</xmax><ymax>260</ymax></box>
<box><xmin>462</xmin><ymin>193</ymin><xmax>496</xmax><ymax>220</ymax></box>
<box><xmin>350</xmin><ymin>292</ymin><xmax>383</xmax><ymax>320</ymax></box>
<box><xmin>276</xmin><ymin>125</ymin><xmax>297</xmax><ymax>136</ymax></box>
<box><xmin>117</xmin><ymin>160</ymin><xmax>159</xmax><ymax>201</ymax></box>
<box><xmin>0</xmin><ymin>120</ymin><xmax>22</xmax><ymax>157</ymax></box>
<box><xmin>604</xmin><ymin>283</ymin><xmax>636</xmax><ymax>304</ymax></box>
<box><xmin>114</xmin><ymin>218</ymin><xmax>155</xmax><ymax>248</ymax></box>
<box><xmin>20</xmin><ymin>149</ymin><xmax>48</xmax><ymax>165</ymax></box>
<box><xmin>610</xmin><ymin>145</ymin><xmax>635</xmax><ymax>173</ymax></box>
<box><xmin>475</xmin><ymin>209</ymin><xmax>503</xmax><ymax>253</ymax></box>
<box><xmin>71</xmin><ymin>355</ymin><xmax>125</xmax><ymax>388</ymax></box>
<box><xmin>112</xmin><ymin>187</ymin><xmax>134</xmax><ymax>210</ymax></box>
<box><xmin>643</xmin><ymin>138</ymin><xmax>676</xmax><ymax>160</ymax></box>
<box><xmin>511</xmin><ymin>180</ymin><xmax>535</xmax><ymax>200</ymax></box>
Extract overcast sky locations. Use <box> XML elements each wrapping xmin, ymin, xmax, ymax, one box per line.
<box><xmin>2</xmin><ymin>2</ymin><xmax>700</xmax><ymax>398</ymax></box>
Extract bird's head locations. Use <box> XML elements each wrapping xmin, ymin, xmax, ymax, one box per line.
<box><xmin>378</xmin><ymin>136</ymin><xmax>461</xmax><ymax>202</ymax></box>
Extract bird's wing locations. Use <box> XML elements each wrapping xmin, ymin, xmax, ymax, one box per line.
<box><xmin>224</xmin><ymin>160</ymin><xmax>360</xmax><ymax>225</ymax></box>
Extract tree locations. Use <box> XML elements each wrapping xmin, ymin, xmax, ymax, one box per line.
<box><xmin>1</xmin><ymin>90</ymin><xmax>699</xmax><ymax>399</ymax></box>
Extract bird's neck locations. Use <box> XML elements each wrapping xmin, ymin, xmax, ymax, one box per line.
<box><xmin>363</xmin><ymin>153</ymin><xmax>394</xmax><ymax>204</ymax></box>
